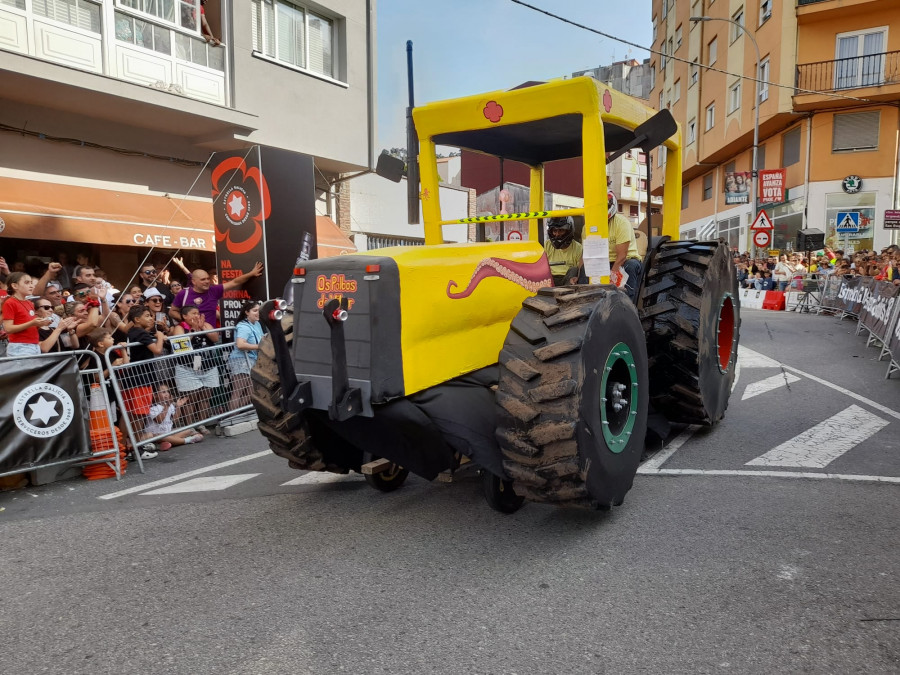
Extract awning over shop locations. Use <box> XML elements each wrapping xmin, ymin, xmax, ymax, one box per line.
<box><xmin>0</xmin><ymin>176</ymin><xmax>356</xmax><ymax>257</ymax></box>
<box><xmin>315</xmin><ymin>215</ymin><xmax>356</xmax><ymax>257</ymax></box>
<box><xmin>0</xmin><ymin>176</ymin><xmax>215</xmax><ymax>251</ymax></box>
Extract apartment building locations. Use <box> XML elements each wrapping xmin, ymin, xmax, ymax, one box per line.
<box><xmin>572</xmin><ymin>58</ymin><xmax>654</xmax><ymax>99</ymax></box>
<box><xmin>651</xmin><ymin>0</ymin><xmax>900</xmax><ymax>254</ymax></box>
<box><xmin>0</xmin><ymin>0</ymin><xmax>373</xmax><ymax>281</ymax></box>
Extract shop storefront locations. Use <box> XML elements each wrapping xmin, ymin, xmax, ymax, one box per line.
<box><xmin>825</xmin><ymin>191</ymin><xmax>876</xmax><ymax>253</ymax></box>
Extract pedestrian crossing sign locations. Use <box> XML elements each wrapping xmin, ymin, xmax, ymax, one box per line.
<box><xmin>835</xmin><ymin>211</ymin><xmax>860</xmax><ymax>233</ymax></box>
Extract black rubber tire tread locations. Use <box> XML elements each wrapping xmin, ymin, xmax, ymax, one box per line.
<box><xmin>640</xmin><ymin>240</ymin><xmax>741</xmax><ymax>425</ymax></box>
<box><xmin>496</xmin><ymin>288</ymin><xmax>650</xmax><ymax>508</ymax></box>
<box><xmin>482</xmin><ymin>471</ymin><xmax>526</xmax><ymax>514</ymax></box>
<box><xmin>250</xmin><ymin>312</ymin><xmax>350</xmax><ymax>473</ymax></box>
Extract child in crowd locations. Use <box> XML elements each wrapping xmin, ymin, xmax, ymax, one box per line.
<box><xmin>122</xmin><ymin>304</ymin><xmax>166</xmax><ymax>458</ymax></box>
<box><xmin>142</xmin><ymin>384</ymin><xmax>204</xmax><ymax>451</ymax></box>
<box><xmin>1</xmin><ymin>272</ymin><xmax>51</xmax><ymax>357</ymax></box>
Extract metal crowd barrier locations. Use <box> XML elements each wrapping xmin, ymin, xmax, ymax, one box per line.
<box><xmin>105</xmin><ymin>328</ymin><xmax>255</xmax><ymax>462</ymax></box>
<box><xmin>0</xmin><ymin>349</ymin><xmax>124</xmax><ymax>481</ymax></box>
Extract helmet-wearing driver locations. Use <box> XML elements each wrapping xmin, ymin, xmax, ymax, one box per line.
<box><xmin>608</xmin><ymin>190</ymin><xmax>618</xmax><ymax>220</ymax></box>
<box><xmin>547</xmin><ymin>216</ymin><xmax>576</xmax><ymax>249</ymax></box>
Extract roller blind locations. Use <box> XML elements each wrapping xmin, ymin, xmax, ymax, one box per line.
<box><xmin>832</xmin><ymin>111</ymin><xmax>880</xmax><ymax>151</ymax></box>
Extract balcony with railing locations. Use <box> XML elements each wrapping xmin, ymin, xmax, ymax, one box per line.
<box><xmin>0</xmin><ymin>0</ymin><xmax>228</xmax><ymax>106</ymax></box>
<box><xmin>795</xmin><ymin>50</ymin><xmax>900</xmax><ymax>108</ymax></box>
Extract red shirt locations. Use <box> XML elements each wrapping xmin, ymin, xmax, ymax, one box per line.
<box><xmin>1</xmin><ymin>296</ymin><xmax>38</xmax><ymax>343</ymax></box>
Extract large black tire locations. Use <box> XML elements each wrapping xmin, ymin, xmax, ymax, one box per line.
<box><xmin>482</xmin><ymin>471</ymin><xmax>525</xmax><ymax>514</ymax></box>
<box><xmin>250</xmin><ymin>312</ymin><xmax>350</xmax><ymax>473</ymax></box>
<box><xmin>640</xmin><ymin>240</ymin><xmax>740</xmax><ymax>425</ymax></box>
<box><xmin>496</xmin><ymin>287</ymin><xmax>650</xmax><ymax>508</ymax></box>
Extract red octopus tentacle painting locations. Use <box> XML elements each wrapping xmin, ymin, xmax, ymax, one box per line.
<box><xmin>447</xmin><ymin>255</ymin><xmax>553</xmax><ymax>299</ymax></box>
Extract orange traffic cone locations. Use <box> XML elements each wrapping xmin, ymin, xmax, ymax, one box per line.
<box><xmin>83</xmin><ymin>383</ymin><xmax>127</xmax><ymax>480</ymax></box>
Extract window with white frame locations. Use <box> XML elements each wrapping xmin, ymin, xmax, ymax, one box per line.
<box><xmin>835</xmin><ymin>27</ymin><xmax>887</xmax><ymax>89</ymax></box>
<box><xmin>731</xmin><ymin>7</ymin><xmax>744</xmax><ymax>42</ymax></box>
<box><xmin>728</xmin><ymin>81</ymin><xmax>741</xmax><ymax>113</ymax></box>
<box><xmin>251</xmin><ymin>0</ymin><xmax>338</xmax><ymax>80</ymax></box>
<box><xmin>35</xmin><ymin>0</ymin><xmax>101</xmax><ymax>32</ymax></box>
<box><xmin>650</xmin><ymin>64</ymin><xmax>656</xmax><ymax>91</ymax></box>
<box><xmin>759</xmin><ymin>0</ymin><xmax>772</xmax><ymax>25</ymax></box>
<box><xmin>674</xmin><ymin>79</ymin><xmax>681</xmax><ymax>102</ymax></box>
<box><xmin>675</xmin><ymin>24</ymin><xmax>682</xmax><ymax>50</ymax></box>
<box><xmin>703</xmin><ymin>173</ymin><xmax>713</xmax><ymax>200</ymax></box>
<box><xmin>705</xmin><ymin>102</ymin><xmax>715</xmax><ymax>130</ymax></box>
<box><xmin>668</xmin><ymin>38</ymin><xmax>673</xmax><ymax>64</ymax></box>
<box><xmin>708</xmin><ymin>37</ymin><xmax>717</xmax><ymax>65</ymax></box>
<box><xmin>758</xmin><ymin>57</ymin><xmax>770</xmax><ymax>102</ymax></box>
<box><xmin>690</xmin><ymin>59</ymin><xmax>699</xmax><ymax>86</ymax></box>
<box><xmin>0</xmin><ymin>0</ymin><xmax>25</xmax><ymax>8</ymax></box>
<box><xmin>661</xmin><ymin>43</ymin><xmax>668</xmax><ymax>68</ymax></box>
<box><xmin>652</xmin><ymin>16</ymin><xmax>657</xmax><ymax>42</ymax></box>
<box><xmin>682</xmin><ymin>184</ymin><xmax>689</xmax><ymax>209</ymax></box>
<box><xmin>661</xmin><ymin>0</ymin><xmax>667</xmax><ymax>19</ymax></box>
<box><xmin>117</xmin><ymin>0</ymin><xmax>199</xmax><ymax>33</ymax></box>
<box><xmin>659</xmin><ymin>90</ymin><xmax>664</xmax><ymax>110</ymax></box>
<box><xmin>687</xmin><ymin>118</ymin><xmax>696</xmax><ymax>144</ymax></box>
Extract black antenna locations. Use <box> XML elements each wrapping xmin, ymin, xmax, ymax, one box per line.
<box><xmin>406</xmin><ymin>40</ymin><xmax>420</xmax><ymax>225</ymax></box>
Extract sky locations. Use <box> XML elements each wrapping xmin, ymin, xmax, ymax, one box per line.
<box><xmin>376</xmin><ymin>0</ymin><xmax>654</xmax><ymax>150</ymax></box>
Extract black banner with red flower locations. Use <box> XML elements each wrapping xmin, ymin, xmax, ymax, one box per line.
<box><xmin>211</xmin><ymin>147</ymin><xmax>316</xmax><ymax>328</ymax></box>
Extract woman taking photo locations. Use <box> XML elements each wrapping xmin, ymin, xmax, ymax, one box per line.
<box><xmin>227</xmin><ymin>301</ymin><xmax>263</xmax><ymax>409</ymax></box>
<box><xmin>1</xmin><ymin>272</ymin><xmax>49</xmax><ymax>356</ymax></box>
<box><xmin>106</xmin><ymin>291</ymin><xmax>136</xmax><ymax>340</ymax></box>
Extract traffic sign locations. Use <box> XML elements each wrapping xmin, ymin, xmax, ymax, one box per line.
<box><xmin>753</xmin><ymin>230</ymin><xmax>771</xmax><ymax>248</ymax></box>
<box><xmin>750</xmin><ymin>210</ymin><xmax>773</xmax><ymax>230</ymax></box>
<box><xmin>835</xmin><ymin>211</ymin><xmax>860</xmax><ymax>233</ymax></box>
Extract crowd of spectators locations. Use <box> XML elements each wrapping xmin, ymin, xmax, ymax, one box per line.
<box><xmin>733</xmin><ymin>245</ymin><xmax>900</xmax><ymax>291</ymax></box>
<box><xmin>0</xmin><ymin>251</ymin><xmax>264</xmax><ymax>460</ymax></box>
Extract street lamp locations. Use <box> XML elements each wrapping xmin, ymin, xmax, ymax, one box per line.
<box><xmin>690</xmin><ymin>16</ymin><xmax>761</xmax><ymax>238</ymax></box>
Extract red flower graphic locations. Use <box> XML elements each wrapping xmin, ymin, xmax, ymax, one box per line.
<box><xmin>211</xmin><ymin>156</ymin><xmax>271</xmax><ymax>255</ymax></box>
<box><xmin>483</xmin><ymin>100</ymin><xmax>504</xmax><ymax>123</ymax></box>
<box><xmin>603</xmin><ymin>89</ymin><xmax>613</xmax><ymax>113</ymax></box>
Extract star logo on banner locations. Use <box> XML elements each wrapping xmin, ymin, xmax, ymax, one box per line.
<box><xmin>228</xmin><ymin>192</ymin><xmax>247</xmax><ymax>220</ymax></box>
<box><xmin>13</xmin><ymin>384</ymin><xmax>75</xmax><ymax>438</ymax></box>
<box><xmin>29</xmin><ymin>395</ymin><xmax>60</xmax><ymax>425</ymax></box>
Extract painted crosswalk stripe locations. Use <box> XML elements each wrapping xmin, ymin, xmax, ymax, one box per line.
<box><xmin>281</xmin><ymin>472</ymin><xmax>364</xmax><ymax>486</ymax></box>
<box><xmin>141</xmin><ymin>474</ymin><xmax>260</xmax><ymax>495</ymax></box>
<box><xmin>741</xmin><ymin>372</ymin><xmax>801</xmax><ymax>400</ymax></box>
<box><xmin>738</xmin><ymin>346</ymin><xmax>782</xmax><ymax>369</ymax></box>
<box><xmin>745</xmin><ymin>405</ymin><xmax>888</xmax><ymax>468</ymax></box>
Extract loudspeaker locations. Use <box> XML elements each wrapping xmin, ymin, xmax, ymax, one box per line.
<box><xmin>797</xmin><ymin>228</ymin><xmax>824</xmax><ymax>251</ymax></box>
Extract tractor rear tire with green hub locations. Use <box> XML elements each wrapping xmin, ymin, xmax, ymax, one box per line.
<box><xmin>496</xmin><ymin>286</ymin><xmax>649</xmax><ymax>509</ymax></box>
<box><xmin>640</xmin><ymin>240</ymin><xmax>740</xmax><ymax>425</ymax></box>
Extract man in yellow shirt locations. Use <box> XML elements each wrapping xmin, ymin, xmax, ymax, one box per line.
<box><xmin>543</xmin><ymin>216</ymin><xmax>583</xmax><ymax>286</ymax></box>
<box><xmin>606</xmin><ymin>191</ymin><xmax>642</xmax><ymax>302</ymax></box>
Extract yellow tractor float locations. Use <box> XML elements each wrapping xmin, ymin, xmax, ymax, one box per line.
<box><xmin>251</xmin><ymin>76</ymin><xmax>740</xmax><ymax>512</ymax></box>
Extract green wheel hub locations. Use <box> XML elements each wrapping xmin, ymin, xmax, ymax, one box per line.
<box><xmin>600</xmin><ymin>342</ymin><xmax>639</xmax><ymax>453</ymax></box>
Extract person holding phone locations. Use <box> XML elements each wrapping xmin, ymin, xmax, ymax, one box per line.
<box><xmin>1</xmin><ymin>272</ymin><xmax>50</xmax><ymax>357</ymax></box>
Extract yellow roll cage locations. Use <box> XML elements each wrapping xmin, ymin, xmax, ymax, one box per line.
<box><xmin>411</xmin><ymin>76</ymin><xmax>682</xmax><ymax>246</ymax></box>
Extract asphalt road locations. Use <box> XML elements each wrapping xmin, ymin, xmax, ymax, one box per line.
<box><xmin>2</xmin><ymin>309</ymin><xmax>898</xmax><ymax>674</ymax></box>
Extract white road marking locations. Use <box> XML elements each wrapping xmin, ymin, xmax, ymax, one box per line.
<box><xmin>637</xmin><ymin>425</ymin><xmax>700</xmax><ymax>473</ymax></box>
<box><xmin>99</xmin><ymin>450</ymin><xmax>272</xmax><ymax>500</ymax></box>
<box><xmin>281</xmin><ymin>472</ymin><xmax>364</xmax><ymax>486</ymax></box>
<box><xmin>641</xmin><ymin>468</ymin><xmax>900</xmax><ymax>484</ymax></box>
<box><xmin>737</xmin><ymin>346</ymin><xmax>782</xmax><ymax>369</ymax></box>
<box><xmin>141</xmin><ymin>474</ymin><xmax>260</xmax><ymax>495</ymax></box>
<box><xmin>746</xmin><ymin>405</ymin><xmax>888</xmax><ymax>468</ymax></box>
<box><xmin>779</xmin><ymin>364</ymin><xmax>900</xmax><ymax>422</ymax></box>
<box><xmin>741</xmin><ymin>372</ymin><xmax>801</xmax><ymax>400</ymax></box>
<box><xmin>777</xmin><ymin>565</ymin><xmax>799</xmax><ymax>581</ymax></box>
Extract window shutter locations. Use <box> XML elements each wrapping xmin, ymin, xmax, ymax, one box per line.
<box><xmin>832</xmin><ymin>111</ymin><xmax>880</xmax><ymax>151</ymax></box>
<box><xmin>782</xmin><ymin>127</ymin><xmax>801</xmax><ymax>166</ymax></box>
<box><xmin>307</xmin><ymin>12</ymin><xmax>332</xmax><ymax>77</ymax></box>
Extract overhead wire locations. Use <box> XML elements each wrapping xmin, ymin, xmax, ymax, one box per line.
<box><xmin>508</xmin><ymin>0</ymin><xmax>877</xmax><ymax>104</ymax></box>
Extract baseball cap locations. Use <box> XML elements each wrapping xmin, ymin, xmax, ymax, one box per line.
<box><xmin>143</xmin><ymin>287</ymin><xmax>165</xmax><ymax>300</ymax></box>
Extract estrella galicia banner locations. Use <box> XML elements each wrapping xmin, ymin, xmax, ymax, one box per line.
<box><xmin>859</xmin><ymin>281</ymin><xmax>899</xmax><ymax>341</ymax></box>
<box><xmin>211</xmin><ymin>146</ymin><xmax>317</xmax><ymax>329</ymax></box>
<box><xmin>0</xmin><ymin>355</ymin><xmax>90</xmax><ymax>474</ymax></box>
<box><xmin>887</xmin><ymin>299</ymin><xmax>900</xmax><ymax>363</ymax></box>
<box><xmin>834</xmin><ymin>275</ymin><xmax>875</xmax><ymax>316</ymax></box>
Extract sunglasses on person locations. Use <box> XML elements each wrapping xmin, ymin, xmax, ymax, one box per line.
<box><xmin>120</xmin><ymin>298</ymin><xmax>134</xmax><ymax>305</ymax></box>
<box><xmin>147</xmin><ymin>297</ymin><xmax>162</xmax><ymax>303</ymax></box>
<box><xmin>37</xmin><ymin>304</ymin><xmax>53</xmax><ymax>310</ymax></box>
<box><xmin>142</xmin><ymin>270</ymin><xmax>156</xmax><ymax>276</ymax></box>
<box><xmin>76</xmin><ymin>290</ymin><xmax>89</xmax><ymax>297</ymax></box>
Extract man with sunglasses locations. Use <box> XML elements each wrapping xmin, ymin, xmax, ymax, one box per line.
<box><xmin>138</xmin><ymin>264</ymin><xmax>174</xmax><ymax>306</ymax></box>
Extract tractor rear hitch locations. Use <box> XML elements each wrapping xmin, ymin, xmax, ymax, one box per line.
<box><xmin>323</xmin><ymin>298</ymin><xmax>363</xmax><ymax>421</ymax></box>
<box><xmin>259</xmin><ymin>299</ymin><xmax>311</xmax><ymax>415</ymax></box>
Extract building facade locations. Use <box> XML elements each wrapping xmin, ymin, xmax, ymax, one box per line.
<box><xmin>573</xmin><ymin>58</ymin><xmax>654</xmax><ymax>99</ymax></box>
<box><xmin>651</xmin><ymin>0</ymin><xmax>900</xmax><ymax>254</ymax></box>
<box><xmin>0</xmin><ymin>0</ymin><xmax>375</xmax><ymax>282</ymax></box>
